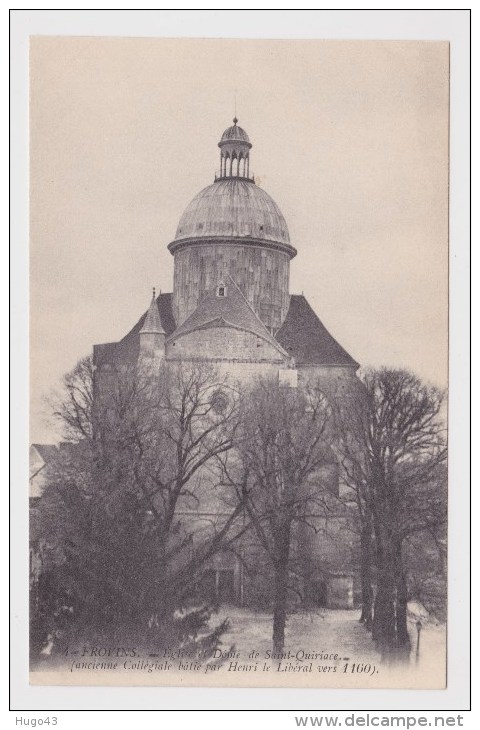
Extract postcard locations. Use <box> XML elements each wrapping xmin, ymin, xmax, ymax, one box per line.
<box><xmin>29</xmin><ymin>37</ymin><xmax>449</xmax><ymax>689</ymax></box>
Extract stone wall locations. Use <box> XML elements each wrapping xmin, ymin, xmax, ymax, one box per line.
<box><xmin>167</xmin><ymin>326</ymin><xmax>286</xmax><ymax>364</ymax></box>
<box><xmin>172</xmin><ymin>243</ymin><xmax>290</xmax><ymax>331</ymax></box>
<box><xmin>297</xmin><ymin>365</ymin><xmax>361</xmax><ymax>401</ymax></box>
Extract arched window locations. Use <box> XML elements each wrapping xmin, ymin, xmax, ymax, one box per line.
<box><xmin>217</xmin><ymin>282</ymin><xmax>227</xmax><ymax>297</ymax></box>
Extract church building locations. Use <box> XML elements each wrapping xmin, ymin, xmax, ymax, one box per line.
<box><xmin>92</xmin><ymin>118</ymin><xmax>359</xmax><ymax>609</ymax></box>
<box><xmin>94</xmin><ymin>118</ymin><xmax>358</xmax><ymax>390</ymax></box>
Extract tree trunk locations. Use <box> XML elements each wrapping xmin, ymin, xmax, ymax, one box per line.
<box><xmin>372</xmin><ymin>566</ymin><xmax>396</xmax><ymax>648</ymax></box>
<box><xmin>272</xmin><ymin>524</ymin><xmax>291</xmax><ymax>655</ymax></box>
<box><xmin>359</xmin><ymin>522</ymin><xmax>374</xmax><ymax>630</ymax></box>
<box><xmin>373</xmin><ymin>537</ymin><xmax>411</xmax><ymax>663</ymax></box>
<box><xmin>272</xmin><ymin>558</ymin><xmax>289</xmax><ymax>654</ymax></box>
<box><xmin>394</xmin><ymin>544</ymin><xmax>411</xmax><ymax>657</ymax></box>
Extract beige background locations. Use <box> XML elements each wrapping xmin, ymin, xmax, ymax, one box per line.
<box><xmin>30</xmin><ymin>38</ymin><xmax>449</xmax><ymax>443</ymax></box>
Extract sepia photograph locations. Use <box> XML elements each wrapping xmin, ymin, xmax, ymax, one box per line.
<box><xmin>27</xmin><ymin>35</ymin><xmax>450</xmax><ymax>690</ymax></box>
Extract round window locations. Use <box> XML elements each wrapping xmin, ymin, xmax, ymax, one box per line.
<box><xmin>210</xmin><ymin>389</ymin><xmax>229</xmax><ymax>415</ymax></box>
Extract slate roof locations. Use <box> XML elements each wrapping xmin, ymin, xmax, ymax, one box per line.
<box><xmin>31</xmin><ymin>442</ymin><xmax>85</xmax><ymax>462</ymax></box>
<box><xmin>169</xmin><ymin>277</ymin><xmax>288</xmax><ymax>357</ymax></box>
<box><xmin>93</xmin><ymin>293</ymin><xmax>175</xmax><ymax>367</ymax></box>
<box><xmin>140</xmin><ymin>292</ymin><xmax>165</xmax><ymax>334</ymax></box>
<box><xmin>93</xmin><ymin>291</ymin><xmax>358</xmax><ymax>370</ymax></box>
<box><xmin>172</xmin><ymin>179</ymin><xmax>292</xmax><ymax>248</ymax></box>
<box><xmin>275</xmin><ymin>295</ymin><xmax>359</xmax><ymax>368</ymax></box>
<box><xmin>31</xmin><ymin>444</ymin><xmax>58</xmax><ymax>463</ymax></box>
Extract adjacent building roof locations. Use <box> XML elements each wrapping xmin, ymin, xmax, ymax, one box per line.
<box><xmin>275</xmin><ymin>295</ymin><xmax>359</xmax><ymax>368</ymax></box>
<box><xmin>31</xmin><ymin>444</ymin><xmax>58</xmax><ymax>463</ymax></box>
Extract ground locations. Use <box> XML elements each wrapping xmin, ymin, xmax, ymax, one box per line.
<box><xmin>213</xmin><ymin>606</ymin><xmax>446</xmax><ymax>687</ymax></box>
<box><xmin>30</xmin><ymin>607</ymin><xmax>446</xmax><ymax>688</ymax></box>
<box><xmin>216</xmin><ymin>608</ymin><xmax>381</xmax><ymax>663</ymax></box>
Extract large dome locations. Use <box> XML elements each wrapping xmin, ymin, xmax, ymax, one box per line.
<box><xmin>173</xmin><ymin>178</ymin><xmax>291</xmax><ymax>248</ymax></box>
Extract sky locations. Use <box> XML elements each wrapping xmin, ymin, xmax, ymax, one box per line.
<box><xmin>30</xmin><ymin>37</ymin><xmax>449</xmax><ymax>443</ymax></box>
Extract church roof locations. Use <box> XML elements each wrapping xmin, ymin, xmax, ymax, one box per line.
<box><xmin>93</xmin><ymin>293</ymin><xmax>175</xmax><ymax>367</ymax></box>
<box><xmin>171</xmin><ymin>178</ymin><xmax>293</xmax><ymax>251</ymax></box>
<box><xmin>140</xmin><ymin>290</ymin><xmax>165</xmax><ymax>334</ymax></box>
<box><xmin>275</xmin><ymin>295</ymin><xmax>359</xmax><ymax>368</ymax></box>
<box><xmin>168</xmin><ymin>278</ymin><xmax>288</xmax><ymax>357</ymax></box>
<box><xmin>93</xmin><ymin>292</ymin><xmax>358</xmax><ymax>370</ymax></box>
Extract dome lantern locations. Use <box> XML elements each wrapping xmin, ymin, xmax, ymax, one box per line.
<box><xmin>216</xmin><ymin>118</ymin><xmax>253</xmax><ymax>181</ymax></box>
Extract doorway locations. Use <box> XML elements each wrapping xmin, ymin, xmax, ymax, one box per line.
<box><xmin>201</xmin><ymin>568</ymin><xmax>236</xmax><ymax>604</ymax></box>
<box><xmin>217</xmin><ymin>569</ymin><xmax>235</xmax><ymax>604</ymax></box>
<box><xmin>314</xmin><ymin>580</ymin><xmax>328</xmax><ymax>608</ymax></box>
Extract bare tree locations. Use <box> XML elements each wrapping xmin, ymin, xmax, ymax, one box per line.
<box><xmin>35</xmin><ymin>357</ymin><xmax>246</xmax><ymax>651</ymax></box>
<box><xmin>48</xmin><ymin>355</ymin><xmax>95</xmax><ymax>441</ymax></box>
<box><xmin>223</xmin><ymin>377</ymin><xmax>336</xmax><ymax>654</ymax></box>
<box><xmin>336</xmin><ymin>368</ymin><xmax>447</xmax><ymax>661</ymax></box>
